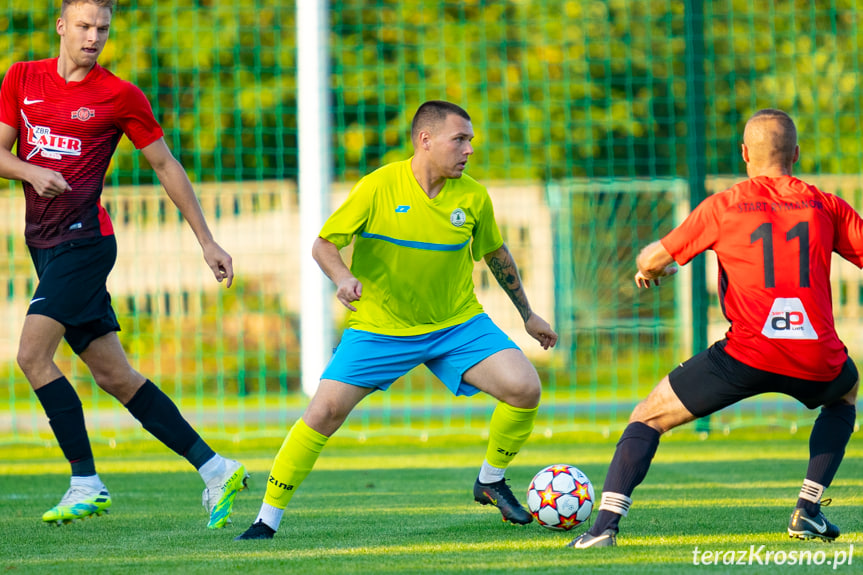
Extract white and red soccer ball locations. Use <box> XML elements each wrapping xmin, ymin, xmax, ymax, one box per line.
<box><xmin>526</xmin><ymin>464</ymin><xmax>594</xmax><ymax>530</ymax></box>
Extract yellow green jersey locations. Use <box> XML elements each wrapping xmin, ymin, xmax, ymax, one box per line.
<box><xmin>319</xmin><ymin>158</ymin><xmax>504</xmax><ymax>335</ymax></box>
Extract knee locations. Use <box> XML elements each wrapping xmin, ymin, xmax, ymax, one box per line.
<box><xmin>16</xmin><ymin>346</ymin><xmax>34</xmax><ymax>376</ymax></box>
<box><xmin>502</xmin><ymin>377</ymin><xmax>541</xmax><ymax>409</ymax></box>
<box><xmin>16</xmin><ymin>343</ymin><xmax>46</xmax><ymax>379</ymax></box>
<box><xmin>303</xmin><ymin>400</ymin><xmax>351</xmax><ymax>437</ymax></box>
<box><xmin>90</xmin><ymin>365</ymin><xmax>140</xmax><ymax>398</ymax></box>
<box><xmin>629</xmin><ymin>401</ymin><xmax>660</xmax><ymax>431</ymax></box>
<box><xmin>629</xmin><ymin>400</ymin><xmax>677</xmax><ymax>435</ymax></box>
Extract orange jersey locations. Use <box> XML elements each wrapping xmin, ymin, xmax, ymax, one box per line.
<box><xmin>662</xmin><ymin>175</ymin><xmax>863</xmax><ymax>380</ymax></box>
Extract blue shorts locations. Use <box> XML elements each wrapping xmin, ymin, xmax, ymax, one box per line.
<box><xmin>321</xmin><ymin>313</ymin><xmax>520</xmax><ymax>396</ymax></box>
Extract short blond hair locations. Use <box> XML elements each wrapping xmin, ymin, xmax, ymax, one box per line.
<box><xmin>62</xmin><ymin>0</ymin><xmax>116</xmax><ymax>15</ymax></box>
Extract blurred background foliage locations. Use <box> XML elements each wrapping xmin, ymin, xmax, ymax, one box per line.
<box><xmin>1</xmin><ymin>1</ymin><xmax>860</xmax><ymax>187</ymax></box>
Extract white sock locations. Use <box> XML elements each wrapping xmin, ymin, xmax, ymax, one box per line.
<box><xmin>198</xmin><ymin>454</ymin><xmax>227</xmax><ymax>485</ymax></box>
<box><xmin>477</xmin><ymin>460</ymin><xmax>506</xmax><ymax>484</ymax></box>
<box><xmin>256</xmin><ymin>502</ymin><xmax>284</xmax><ymax>531</ymax></box>
<box><xmin>70</xmin><ymin>474</ymin><xmax>104</xmax><ymax>492</ymax></box>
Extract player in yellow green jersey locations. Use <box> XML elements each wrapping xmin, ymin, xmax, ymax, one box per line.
<box><xmin>236</xmin><ymin>100</ymin><xmax>558</xmax><ymax>540</ymax></box>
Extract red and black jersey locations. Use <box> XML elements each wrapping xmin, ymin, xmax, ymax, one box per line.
<box><xmin>0</xmin><ymin>58</ymin><xmax>163</xmax><ymax>248</ymax></box>
<box><xmin>662</xmin><ymin>175</ymin><xmax>863</xmax><ymax>381</ymax></box>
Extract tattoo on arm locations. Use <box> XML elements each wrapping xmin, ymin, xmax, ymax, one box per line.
<box><xmin>487</xmin><ymin>245</ymin><xmax>532</xmax><ymax>321</ymax></box>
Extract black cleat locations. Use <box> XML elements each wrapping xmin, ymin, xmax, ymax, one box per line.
<box><xmin>473</xmin><ymin>478</ymin><xmax>533</xmax><ymax>525</ymax></box>
<box><xmin>567</xmin><ymin>528</ymin><xmax>617</xmax><ymax>549</ymax></box>
<box><xmin>234</xmin><ymin>520</ymin><xmax>276</xmax><ymax>540</ymax></box>
<box><xmin>788</xmin><ymin>503</ymin><xmax>840</xmax><ymax>542</ymax></box>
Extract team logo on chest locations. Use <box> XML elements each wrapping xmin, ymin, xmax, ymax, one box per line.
<box><xmin>71</xmin><ymin>107</ymin><xmax>95</xmax><ymax>122</ymax></box>
<box><xmin>21</xmin><ymin>111</ymin><xmax>82</xmax><ymax>161</ymax></box>
<box><xmin>450</xmin><ymin>208</ymin><xmax>466</xmax><ymax>227</ymax></box>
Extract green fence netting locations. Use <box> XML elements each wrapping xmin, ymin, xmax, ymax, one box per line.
<box><xmin>1</xmin><ymin>0</ymin><xmax>861</xmax><ymax>443</ymax></box>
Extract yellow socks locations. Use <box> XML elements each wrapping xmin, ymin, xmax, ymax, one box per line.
<box><xmin>485</xmin><ymin>402</ymin><xmax>538</xmax><ymax>469</ymax></box>
<box><xmin>263</xmin><ymin>418</ymin><xmax>329</xmax><ymax>509</ymax></box>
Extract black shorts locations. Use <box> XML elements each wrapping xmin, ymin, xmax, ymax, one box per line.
<box><xmin>669</xmin><ymin>339</ymin><xmax>858</xmax><ymax>418</ymax></box>
<box><xmin>28</xmin><ymin>235</ymin><xmax>120</xmax><ymax>354</ymax></box>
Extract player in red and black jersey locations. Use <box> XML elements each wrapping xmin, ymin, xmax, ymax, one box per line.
<box><xmin>0</xmin><ymin>0</ymin><xmax>247</xmax><ymax>528</ymax></box>
<box><xmin>570</xmin><ymin>109</ymin><xmax>860</xmax><ymax>549</ymax></box>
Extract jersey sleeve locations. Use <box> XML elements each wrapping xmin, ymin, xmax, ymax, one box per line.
<box><xmin>319</xmin><ymin>177</ymin><xmax>373</xmax><ymax>248</ymax></box>
<box><xmin>830</xmin><ymin>195</ymin><xmax>863</xmax><ymax>268</ymax></box>
<box><xmin>115</xmin><ymin>81</ymin><xmax>164</xmax><ymax>149</ymax></box>
<box><xmin>0</xmin><ymin>63</ymin><xmax>22</xmax><ymax>129</ymax></box>
<box><xmin>469</xmin><ymin>189</ymin><xmax>504</xmax><ymax>261</ymax></box>
<box><xmin>660</xmin><ymin>194</ymin><xmax>721</xmax><ymax>266</ymax></box>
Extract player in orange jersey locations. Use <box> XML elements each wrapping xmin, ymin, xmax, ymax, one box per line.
<box><xmin>571</xmin><ymin>109</ymin><xmax>859</xmax><ymax>548</ymax></box>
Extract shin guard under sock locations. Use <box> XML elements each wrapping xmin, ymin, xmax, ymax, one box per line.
<box><xmin>591</xmin><ymin>421</ymin><xmax>660</xmax><ymax>535</ymax></box>
<box><xmin>125</xmin><ymin>380</ymin><xmax>215</xmax><ymax>468</ymax></box>
<box><xmin>35</xmin><ymin>377</ymin><xmax>96</xmax><ymax>476</ymax></box>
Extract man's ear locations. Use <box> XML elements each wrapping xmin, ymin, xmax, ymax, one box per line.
<box><xmin>418</xmin><ymin>130</ymin><xmax>431</xmax><ymax>150</ymax></box>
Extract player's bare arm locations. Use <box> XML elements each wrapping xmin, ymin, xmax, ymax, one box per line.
<box><xmin>141</xmin><ymin>138</ymin><xmax>233</xmax><ymax>288</ymax></box>
<box><xmin>484</xmin><ymin>243</ymin><xmax>558</xmax><ymax>350</ymax></box>
<box><xmin>0</xmin><ymin>123</ymin><xmax>71</xmax><ymax>197</ymax></box>
<box><xmin>312</xmin><ymin>236</ymin><xmax>362</xmax><ymax>312</ymax></box>
<box><xmin>635</xmin><ymin>240</ymin><xmax>678</xmax><ymax>288</ymax></box>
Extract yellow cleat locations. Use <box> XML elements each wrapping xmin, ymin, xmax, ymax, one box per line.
<box><xmin>203</xmin><ymin>460</ymin><xmax>249</xmax><ymax>529</ymax></box>
<box><xmin>42</xmin><ymin>486</ymin><xmax>111</xmax><ymax>525</ymax></box>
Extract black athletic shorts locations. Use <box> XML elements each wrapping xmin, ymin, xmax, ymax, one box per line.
<box><xmin>27</xmin><ymin>235</ymin><xmax>120</xmax><ymax>354</ymax></box>
<box><xmin>669</xmin><ymin>339</ymin><xmax>858</xmax><ymax>418</ymax></box>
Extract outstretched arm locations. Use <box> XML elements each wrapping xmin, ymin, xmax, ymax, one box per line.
<box><xmin>484</xmin><ymin>243</ymin><xmax>557</xmax><ymax>350</ymax></box>
<box><xmin>312</xmin><ymin>236</ymin><xmax>362</xmax><ymax>312</ymax></box>
<box><xmin>634</xmin><ymin>240</ymin><xmax>678</xmax><ymax>288</ymax></box>
<box><xmin>141</xmin><ymin>138</ymin><xmax>233</xmax><ymax>287</ymax></box>
<box><xmin>0</xmin><ymin>123</ymin><xmax>71</xmax><ymax>197</ymax></box>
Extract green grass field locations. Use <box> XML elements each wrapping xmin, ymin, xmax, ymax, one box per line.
<box><xmin>1</xmin><ymin>429</ymin><xmax>861</xmax><ymax>574</ymax></box>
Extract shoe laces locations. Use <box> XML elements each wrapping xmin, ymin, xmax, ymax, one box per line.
<box><xmin>492</xmin><ymin>478</ymin><xmax>521</xmax><ymax>506</ymax></box>
<box><xmin>58</xmin><ymin>485</ymin><xmax>99</xmax><ymax>507</ymax></box>
<box><xmin>203</xmin><ymin>486</ymin><xmax>222</xmax><ymax>510</ymax></box>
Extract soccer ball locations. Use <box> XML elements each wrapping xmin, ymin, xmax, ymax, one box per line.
<box><xmin>526</xmin><ymin>464</ymin><xmax>594</xmax><ymax>530</ymax></box>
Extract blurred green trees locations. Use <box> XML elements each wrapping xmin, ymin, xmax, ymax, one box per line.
<box><xmin>1</xmin><ymin>0</ymin><xmax>860</xmax><ymax>183</ymax></box>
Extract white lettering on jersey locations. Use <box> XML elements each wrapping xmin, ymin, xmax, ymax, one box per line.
<box><xmin>761</xmin><ymin>297</ymin><xmax>818</xmax><ymax>340</ymax></box>
<box><xmin>21</xmin><ymin>111</ymin><xmax>82</xmax><ymax>161</ymax></box>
